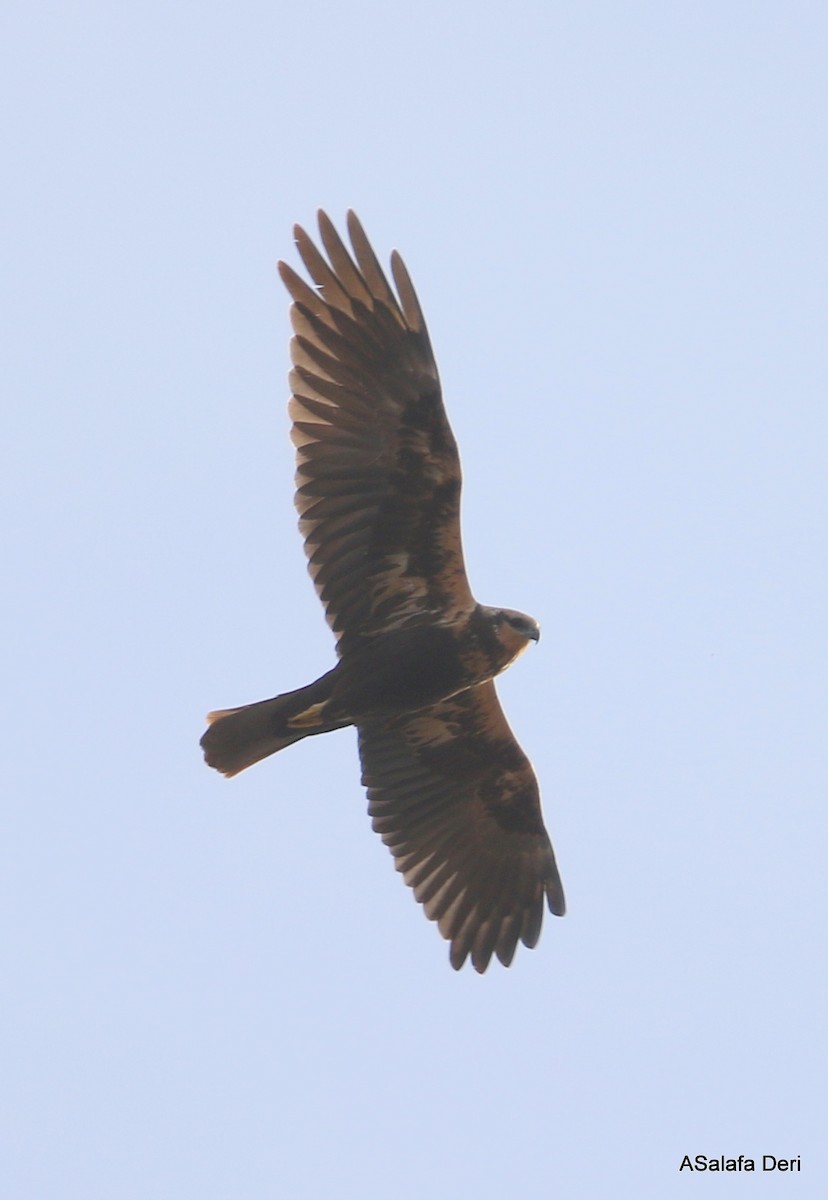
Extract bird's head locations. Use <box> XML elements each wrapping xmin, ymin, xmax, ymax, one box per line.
<box><xmin>487</xmin><ymin>607</ymin><xmax>541</xmax><ymax>664</ymax></box>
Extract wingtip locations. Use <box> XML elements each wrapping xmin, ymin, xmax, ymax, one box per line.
<box><xmin>278</xmin><ymin>259</ymin><xmax>305</xmax><ymax>290</ymax></box>
<box><xmin>449</xmin><ymin>945</ymin><xmax>467</xmax><ymax>972</ymax></box>
<box><xmin>316</xmin><ymin>208</ymin><xmax>334</xmax><ymax>237</ymax></box>
<box><xmin>547</xmin><ymin>871</ymin><xmax>567</xmax><ymax>917</ymax></box>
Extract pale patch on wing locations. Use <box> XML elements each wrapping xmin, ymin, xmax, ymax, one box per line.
<box><xmin>395</xmin><ymin>711</ymin><xmax>460</xmax><ymax>749</ymax></box>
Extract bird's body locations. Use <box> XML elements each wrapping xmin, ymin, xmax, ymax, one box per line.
<box><xmin>201</xmin><ymin>212</ymin><xmax>565</xmax><ymax>971</ymax></box>
<box><xmin>204</xmin><ymin>605</ymin><xmax>536</xmax><ymax>770</ymax></box>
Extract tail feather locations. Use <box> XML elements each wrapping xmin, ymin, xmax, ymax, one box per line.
<box><xmin>201</xmin><ymin>669</ymin><xmax>343</xmax><ymax>777</ymax></box>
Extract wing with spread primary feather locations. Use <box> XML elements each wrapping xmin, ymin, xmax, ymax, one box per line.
<box><xmin>280</xmin><ymin>211</ymin><xmax>475</xmax><ymax>651</ymax></box>
<box><xmin>359</xmin><ymin>681</ymin><xmax>565</xmax><ymax>972</ymax></box>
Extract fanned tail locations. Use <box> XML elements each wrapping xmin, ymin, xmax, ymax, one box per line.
<box><xmin>200</xmin><ymin>668</ymin><xmax>344</xmax><ymax>777</ymax></box>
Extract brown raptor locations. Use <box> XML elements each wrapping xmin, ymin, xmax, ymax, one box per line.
<box><xmin>201</xmin><ymin>212</ymin><xmax>565</xmax><ymax>971</ymax></box>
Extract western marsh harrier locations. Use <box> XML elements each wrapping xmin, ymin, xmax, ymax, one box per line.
<box><xmin>201</xmin><ymin>212</ymin><xmax>565</xmax><ymax>971</ymax></box>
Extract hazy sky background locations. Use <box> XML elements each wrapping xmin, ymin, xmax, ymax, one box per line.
<box><xmin>3</xmin><ymin>2</ymin><xmax>826</xmax><ymax>1196</ymax></box>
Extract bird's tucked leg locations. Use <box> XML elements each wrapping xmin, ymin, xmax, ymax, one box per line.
<box><xmin>287</xmin><ymin>700</ymin><xmax>331</xmax><ymax>730</ymax></box>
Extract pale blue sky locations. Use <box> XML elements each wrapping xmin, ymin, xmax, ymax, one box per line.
<box><xmin>2</xmin><ymin>2</ymin><xmax>826</xmax><ymax>1196</ymax></box>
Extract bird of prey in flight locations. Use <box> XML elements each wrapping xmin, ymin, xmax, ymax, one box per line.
<box><xmin>201</xmin><ymin>212</ymin><xmax>565</xmax><ymax>971</ymax></box>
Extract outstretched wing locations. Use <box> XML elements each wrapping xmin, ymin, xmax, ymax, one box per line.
<box><xmin>279</xmin><ymin>211</ymin><xmax>475</xmax><ymax>652</ymax></box>
<box><xmin>358</xmin><ymin>682</ymin><xmax>565</xmax><ymax>972</ymax></box>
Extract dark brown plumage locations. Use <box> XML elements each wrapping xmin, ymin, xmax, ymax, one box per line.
<box><xmin>201</xmin><ymin>211</ymin><xmax>565</xmax><ymax>971</ymax></box>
